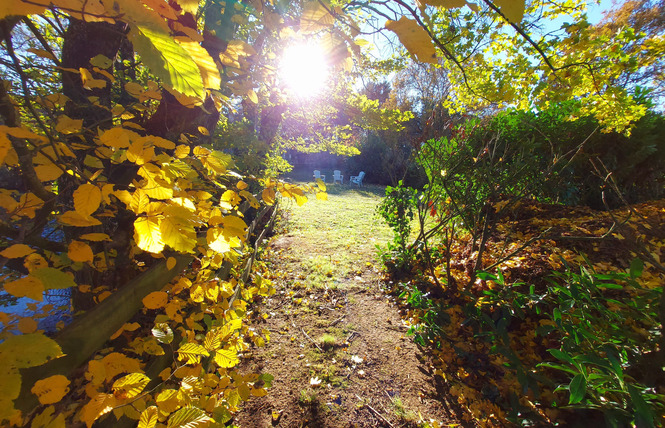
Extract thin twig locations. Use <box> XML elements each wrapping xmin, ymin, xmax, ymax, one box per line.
<box><xmin>293</xmin><ymin>322</ymin><xmax>323</xmax><ymax>352</ymax></box>
<box><xmin>355</xmin><ymin>394</ymin><xmax>395</xmax><ymax>428</ymax></box>
<box><xmin>329</xmin><ymin>315</ymin><xmax>345</xmax><ymax>327</ymax></box>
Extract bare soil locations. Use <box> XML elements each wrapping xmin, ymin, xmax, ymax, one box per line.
<box><xmin>234</xmin><ymin>193</ymin><xmax>461</xmax><ymax>427</ymax></box>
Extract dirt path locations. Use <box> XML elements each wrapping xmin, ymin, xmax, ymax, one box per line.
<box><xmin>235</xmin><ymin>186</ymin><xmax>460</xmax><ymax>427</ymax></box>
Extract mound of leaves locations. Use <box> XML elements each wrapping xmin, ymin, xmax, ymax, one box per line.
<box><xmin>387</xmin><ymin>199</ymin><xmax>665</xmax><ymax>427</ymax></box>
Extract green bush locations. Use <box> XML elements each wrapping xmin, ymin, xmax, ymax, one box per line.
<box><xmin>482</xmin><ymin>104</ymin><xmax>665</xmax><ymax>208</ymax></box>
<box><xmin>377</xmin><ymin>181</ymin><xmax>418</xmax><ymax>269</ymax></box>
<box><xmin>464</xmin><ymin>262</ymin><xmax>665</xmax><ymax>426</ymax></box>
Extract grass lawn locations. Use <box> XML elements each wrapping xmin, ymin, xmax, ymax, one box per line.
<box><xmin>276</xmin><ymin>170</ymin><xmax>393</xmax><ymax>289</ymax></box>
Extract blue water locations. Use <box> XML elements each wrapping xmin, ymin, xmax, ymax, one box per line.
<box><xmin>1</xmin><ymin>287</ymin><xmax>73</xmax><ymax>334</ymax></box>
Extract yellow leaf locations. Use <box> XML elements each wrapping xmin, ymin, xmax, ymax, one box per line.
<box><xmin>55</xmin><ymin>115</ymin><xmax>83</xmax><ymax>134</ymax></box>
<box><xmin>199</xmin><ymin>150</ymin><xmax>232</xmax><ymax>176</ymax></box>
<box><xmin>239</xmin><ymin>190</ymin><xmax>260</xmax><ymax>209</ymax></box>
<box><xmin>24</xmin><ymin>253</ymin><xmax>48</xmax><ymax>272</ymax></box>
<box><xmin>238</xmin><ymin>383</ymin><xmax>250</xmax><ymax>401</ymax></box>
<box><xmin>206</xmin><ymin>228</ymin><xmax>231</xmax><ymax>254</ymax></box>
<box><xmin>316</xmin><ymin>192</ymin><xmax>328</xmax><ymax>201</ymax></box>
<box><xmin>80</xmin><ymin>68</ymin><xmax>106</xmax><ymax>89</ymax></box>
<box><xmin>0</xmin><ymin>367</ymin><xmax>21</xmax><ymax>422</ymax></box>
<box><xmin>262</xmin><ymin>188</ymin><xmax>276</xmax><ymax>205</ymax></box>
<box><xmin>112</xmin><ymin>373</ymin><xmax>150</xmax><ymax>400</ymax></box>
<box><xmin>251</xmin><ymin>387</ymin><xmax>268</xmax><ymax>397</ymax></box>
<box><xmin>79</xmin><ymin>233</ymin><xmax>111</xmax><ymax>242</ymax></box>
<box><xmin>0</xmin><ymin>1</ymin><xmax>47</xmax><ymax>19</ymax></box>
<box><xmin>127</xmin><ymin>139</ymin><xmax>155</xmax><ymax>165</ymax></box>
<box><xmin>166</xmin><ymin>257</ymin><xmax>177</xmax><ymax>270</ymax></box>
<box><xmin>68</xmin><ymin>240</ymin><xmax>94</xmax><ymax>263</ymax></box>
<box><xmin>2</xmin><ymin>125</ymin><xmax>46</xmax><ymax>141</ymax></box>
<box><xmin>422</xmin><ymin>0</ymin><xmax>467</xmax><ymax>8</ymax></box>
<box><xmin>176</xmin><ymin>343</ymin><xmax>209</xmax><ymax>364</ymax></box>
<box><xmin>134</xmin><ymin>216</ymin><xmax>164</xmax><ymax>253</ymax></box>
<box><xmin>385</xmin><ymin>17</ymin><xmax>438</xmax><ymax>63</ymax></box>
<box><xmin>0</xmin><ymin>132</ymin><xmax>11</xmax><ymax>166</ymax></box>
<box><xmin>79</xmin><ymin>393</ymin><xmax>117</xmax><ymax>428</ymax></box>
<box><xmin>214</xmin><ymin>348</ymin><xmax>239</xmax><ymax>368</ymax></box>
<box><xmin>159</xmin><ymin>368</ymin><xmax>171</xmax><ymax>381</ymax></box>
<box><xmin>237</xmin><ymin>180</ymin><xmax>248</xmax><ymax>190</ymax></box>
<box><xmin>177</xmin><ymin>39</ymin><xmax>221</xmax><ymax>90</ymax></box>
<box><xmin>34</xmin><ymin>164</ymin><xmax>64</xmax><ymax>182</ymax></box>
<box><xmin>221</xmin><ymin>190</ymin><xmax>241</xmax><ymax>206</ymax></box>
<box><xmin>221</xmin><ymin>215</ymin><xmax>247</xmax><ymax>240</ymax></box>
<box><xmin>31</xmin><ymin>375</ymin><xmax>70</xmax><ymax>405</ymax></box>
<box><xmin>0</xmin><ymin>244</ymin><xmax>35</xmax><ymax>258</ymax></box>
<box><xmin>156</xmin><ymin>389</ymin><xmax>180</xmax><ymax>413</ymax></box>
<box><xmin>16</xmin><ymin>192</ymin><xmax>44</xmax><ymax>218</ymax></box>
<box><xmin>174</xmin><ymin>0</ymin><xmax>198</xmax><ymax>14</ymax></box>
<box><xmin>0</xmin><ymin>333</ymin><xmax>63</xmax><ymax>368</ymax></box>
<box><xmin>28</xmin><ymin>47</ymin><xmax>57</xmax><ymax>61</ymax></box>
<box><xmin>124</xmin><ymin>82</ymin><xmax>144</xmax><ymax>98</ymax></box>
<box><xmin>4</xmin><ymin>275</ymin><xmax>44</xmax><ymax>301</ymax></box>
<box><xmin>143</xmin><ymin>338</ymin><xmax>165</xmax><ymax>356</ymax></box>
<box><xmin>300</xmin><ymin>0</ymin><xmax>334</xmax><ymax>34</ymax></box>
<box><xmin>203</xmin><ymin>330</ymin><xmax>221</xmax><ymax>352</ymax></box>
<box><xmin>30</xmin><ymin>406</ymin><xmax>66</xmax><ymax>428</ymax></box>
<box><xmin>138</xmin><ymin>164</ymin><xmax>173</xmax><ymax>200</ymax></box>
<box><xmin>59</xmin><ymin>211</ymin><xmax>102</xmax><ymax>227</ymax></box>
<box><xmin>226</xmin><ymin>40</ymin><xmax>257</xmax><ymax>57</ymax></box>
<box><xmin>129</xmin><ymin>189</ymin><xmax>150</xmax><ymax>214</ymax></box>
<box><xmin>73</xmin><ymin>183</ymin><xmax>102</xmax><ymax>217</ymax></box>
<box><xmin>197</xmin><ymin>126</ymin><xmax>209</xmax><ymax>136</ymax></box>
<box><xmin>143</xmin><ymin>291</ymin><xmax>168</xmax><ymax>309</ymax></box>
<box><xmin>494</xmin><ymin>0</ymin><xmax>525</xmax><ymax>22</ymax></box>
<box><xmin>247</xmin><ymin>89</ymin><xmax>258</xmax><ymax>104</ymax></box>
<box><xmin>18</xmin><ymin>317</ymin><xmax>38</xmax><ymax>333</ymax></box>
<box><xmin>160</xmin><ymin>215</ymin><xmax>197</xmax><ymax>253</ymax></box>
<box><xmin>144</xmin><ymin>135</ymin><xmax>176</xmax><ymax>149</ymax></box>
<box><xmin>175</xmin><ymin>145</ymin><xmax>190</xmax><ymax>158</ymax></box>
<box><xmin>294</xmin><ymin>194</ymin><xmax>308</xmax><ymax>206</ymax></box>
<box><xmin>138</xmin><ymin>406</ymin><xmax>159</xmax><ymax>428</ymax></box>
<box><xmin>124</xmin><ymin>322</ymin><xmax>141</xmax><ymax>332</ymax></box>
<box><xmin>166</xmin><ymin>407</ymin><xmax>212</xmax><ymax>428</ymax></box>
<box><xmin>98</xmin><ymin>127</ymin><xmax>138</xmax><ymax>149</ymax></box>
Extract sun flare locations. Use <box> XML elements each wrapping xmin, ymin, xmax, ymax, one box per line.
<box><xmin>280</xmin><ymin>42</ymin><xmax>329</xmax><ymax>97</ymax></box>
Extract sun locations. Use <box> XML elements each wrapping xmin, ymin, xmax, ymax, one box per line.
<box><xmin>280</xmin><ymin>42</ymin><xmax>329</xmax><ymax>98</ymax></box>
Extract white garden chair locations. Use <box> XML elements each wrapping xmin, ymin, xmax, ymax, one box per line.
<box><xmin>349</xmin><ymin>171</ymin><xmax>365</xmax><ymax>187</ymax></box>
<box><xmin>333</xmin><ymin>170</ymin><xmax>343</xmax><ymax>184</ymax></box>
<box><xmin>313</xmin><ymin>170</ymin><xmax>326</xmax><ymax>182</ymax></box>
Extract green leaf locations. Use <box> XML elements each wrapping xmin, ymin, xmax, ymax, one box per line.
<box><xmin>31</xmin><ymin>268</ymin><xmax>76</xmax><ymax>290</ymax></box>
<box><xmin>548</xmin><ymin>348</ymin><xmax>574</xmax><ymax>364</ymax></box>
<box><xmin>129</xmin><ymin>25</ymin><xmax>204</xmax><ymax>99</ymax></box>
<box><xmin>553</xmin><ymin>307</ymin><xmax>562</xmax><ymax>323</ymax></box>
<box><xmin>629</xmin><ymin>257</ymin><xmax>644</xmax><ymax>278</ymax></box>
<box><xmin>628</xmin><ymin>384</ymin><xmax>655</xmax><ymax>428</ymax></box>
<box><xmin>476</xmin><ymin>272</ymin><xmax>497</xmax><ymax>281</ymax></box>
<box><xmin>569</xmin><ymin>374</ymin><xmax>586</xmax><ymax>404</ymax></box>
